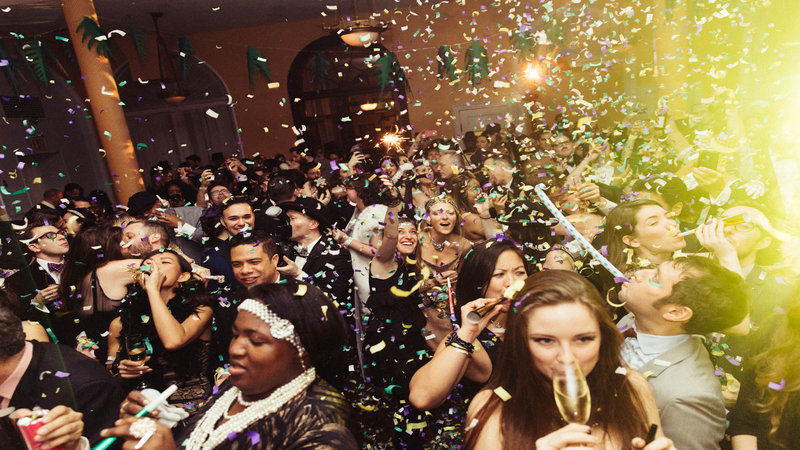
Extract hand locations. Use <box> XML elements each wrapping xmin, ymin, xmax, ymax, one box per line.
<box><xmin>489</xmin><ymin>192</ymin><xmax>507</xmax><ymax>213</ymax></box>
<box><xmin>140</xmin><ymin>264</ymin><xmax>166</xmax><ymax>293</ymax></box>
<box><xmin>458</xmin><ymin>298</ymin><xmax>506</xmax><ymax>343</ymax></box>
<box><xmin>742</xmin><ymin>179</ymin><xmax>765</xmax><ymax>199</ymax></box>
<box><xmin>225</xmin><ymin>157</ymin><xmax>245</xmax><ymax>175</ymax></box>
<box><xmin>190</xmin><ymin>264</ymin><xmax>210</xmax><ymax>284</ymax></box>
<box><xmin>378</xmin><ymin>174</ymin><xmax>400</xmax><ymax>199</ymax></box>
<box><xmin>575</xmin><ymin>182</ymin><xmax>601</xmax><ymax>204</ymax></box>
<box><xmin>692</xmin><ymin>167</ymin><xmax>725</xmax><ymax>194</ymax></box>
<box><xmin>317</xmin><ymin>189</ymin><xmax>331</xmax><ymax>206</ymax></box>
<box><xmin>433</xmin><ymin>269</ymin><xmax>458</xmax><ymax>285</ymax></box>
<box><xmin>16</xmin><ymin>405</ymin><xmax>84</xmax><ymax>450</ymax></box>
<box><xmin>631</xmin><ymin>436</ymin><xmax>676</xmax><ymax>450</ymax></box>
<box><xmin>277</xmin><ymin>256</ymin><xmax>301</xmax><ymax>278</ymax></box>
<box><xmin>473</xmin><ymin>193</ymin><xmax>491</xmax><ymax>217</ymax></box>
<box><xmin>347</xmin><ymin>151</ymin><xmax>367</xmax><ymax>169</ymax></box>
<box><xmin>118</xmin><ymin>390</ymin><xmax>159</xmax><ymax>419</ymax></box>
<box><xmin>200</xmin><ymin>169</ymin><xmax>215</xmax><ymax>187</ymax></box>
<box><xmin>100</xmin><ymin>416</ymin><xmax>176</xmax><ymax>450</ymax></box>
<box><xmin>35</xmin><ymin>284</ymin><xmax>60</xmax><ymax>305</ymax></box>
<box><xmin>118</xmin><ymin>357</ymin><xmax>153</xmax><ymax>379</ymax></box>
<box><xmin>75</xmin><ymin>343</ymin><xmax>99</xmax><ymax>360</ymax></box>
<box><xmin>156</xmin><ymin>211</ymin><xmax>181</xmax><ymax>228</ymax></box>
<box><xmin>695</xmin><ymin>218</ymin><xmax>737</xmax><ymax>261</ymax></box>
<box><xmin>535</xmin><ymin>423</ymin><xmax>598</xmax><ymax>449</ymax></box>
<box><xmin>332</xmin><ymin>228</ymin><xmax>349</xmax><ymax>245</ymax></box>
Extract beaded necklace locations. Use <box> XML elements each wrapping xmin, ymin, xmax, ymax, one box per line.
<box><xmin>184</xmin><ymin>367</ymin><xmax>315</xmax><ymax>449</ymax></box>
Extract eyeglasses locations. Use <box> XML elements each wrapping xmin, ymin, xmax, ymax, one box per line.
<box><xmin>728</xmin><ymin>222</ymin><xmax>757</xmax><ymax>233</ymax></box>
<box><xmin>210</xmin><ymin>189</ymin><xmax>231</xmax><ymax>198</ymax></box>
<box><xmin>37</xmin><ymin>230</ymin><xmax>68</xmax><ymax>241</ymax></box>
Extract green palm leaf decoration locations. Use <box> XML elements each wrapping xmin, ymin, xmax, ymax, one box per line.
<box><xmin>246</xmin><ymin>45</ymin><xmax>271</xmax><ymax>88</ymax></box>
<box><xmin>436</xmin><ymin>45</ymin><xmax>457</xmax><ymax>80</ymax></box>
<box><xmin>76</xmin><ymin>16</ymin><xmax>112</xmax><ymax>58</ymax></box>
<box><xmin>40</xmin><ymin>39</ymin><xmax>70</xmax><ymax>78</ymax></box>
<box><xmin>310</xmin><ymin>51</ymin><xmax>330</xmax><ymax>91</ymax></box>
<box><xmin>0</xmin><ymin>39</ymin><xmax>20</xmax><ymax>95</ymax></box>
<box><xmin>22</xmin><ymin>38</ymin><xmax>49</xmax><ymax>83</ymax></box>
<box><xmin>510</xmin><ymin>30</ymin><xmax>536</xmax><ymax>62</ymax></box>
<box><xmin>374</xmin><ymin>51</ymin><xmax>409</xmax><ymax>91</ymax></box>
<box><xmin>128</xmin><ymin>23</ymin><xmax>147</xmax><ymax>61</ymax></box>
<box><xmin>464</xmin><ymin>40</ymin><xmax>489</xmax><ymax>85</ymax></box>
<box><xmin>54</xmin><ymin>32</ymin><xmax>78</xmax><ymax>71</ymax></box>
<box><xmin>178</xmin><ymin>36</ymin><xmax>193</xmax><ymax>80</ymax></box>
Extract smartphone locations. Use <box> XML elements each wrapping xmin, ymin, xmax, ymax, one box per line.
<box><xmin>697</xmin><ymin>150</ymin><xmax>719</xmax><ymax>169</ymax></box>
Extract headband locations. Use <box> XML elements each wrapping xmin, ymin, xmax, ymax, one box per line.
<box><xmin>238</xmin><ymin>299</ymin><xmax>305</xmax><ymax>357</ymax></box>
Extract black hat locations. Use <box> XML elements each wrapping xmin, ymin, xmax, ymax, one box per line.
<box><xmin>279</xmin><ymin>196</ymin><xmax>330</xmax><ymax>231</ymax></box>
<box><xmin>127</xmin><ymin>191</ymin><xmax>159</xmax><ymax>218</ymax></box>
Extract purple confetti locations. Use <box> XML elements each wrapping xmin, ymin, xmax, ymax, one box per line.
<box><xmin>726</xmin><ymin>357</ymin><xmax>741</xmax><ymax>366</ymax></box>
<box><xmin>227</xmin><ymin>432</ymin><xmax>238</xmax><ymax>441</ymax></box>
<box><xmin>768</xmin><ymin>379</ymin><xmax>786</xmax><ymax>390</ymax></box>
<box><xmin>613</xmin><ymin>277</ymin><xmax>630</xmax><ymax>283</ymax></box>
<box><xmin>248</xmin><ymin>431</ymin><xmax>261</xmax><ymax>445</ymax></box>
<box><xmin>54</xmin><ymin>371</ymin><xmax>70</xmax><ymax>378</ymax></box>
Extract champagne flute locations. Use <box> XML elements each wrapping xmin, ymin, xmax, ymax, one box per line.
<box><xmin>126</xmin><ymin>335</ymin><xmax>149</xmax><ymax>390</ymax></box>
<box><xmin>552</xmin><ymin>361</ymin><xmax>591</xmax><ymax>425</ymax></box>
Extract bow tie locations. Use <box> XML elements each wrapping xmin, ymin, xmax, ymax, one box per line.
<box><xmin>621</xmin><ymin>327</ymin><xmax>637</xmax><ymax>339</ymax></box>
<box><xmin>47</xmin><ymin>262</ymin><xmax>64</xmax><ymax>274</ymax></box>
<box><xmin>295</xmin><ymin>247</ymin><xmax>310</xmax><ymax>258</ymax></box>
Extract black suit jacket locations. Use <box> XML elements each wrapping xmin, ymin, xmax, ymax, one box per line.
<box><xmin>4</xmin><ymin>260</ymin><xmax>56</xmax><ymax>302</ymax></box>
<box><xmin>299</xmin><ymin>234</ymin><xmax>354</xmax><ymax>313</ymax></box>
<box><xmin>10</xmin><ymin>341</ymin><xmax>125</xmax><ymax>445</ymax></box>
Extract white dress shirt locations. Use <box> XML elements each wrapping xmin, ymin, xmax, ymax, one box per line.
<box><xmin>619</xmin><ymin>317</ymin><xmax>691</xmax><ymax>370</ymax></box>
<box><xmin>36</xmin><ymin>257</ymin><xmax>64</xmax><ymax>284</ymax></box>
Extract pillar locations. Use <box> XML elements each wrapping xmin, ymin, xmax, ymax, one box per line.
<box><xmin>61</xmin><ymin>0</ymin><xmax>144</xmax><ymax>204</ymax></box>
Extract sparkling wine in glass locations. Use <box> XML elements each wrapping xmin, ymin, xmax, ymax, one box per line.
<box><xmin>126</xmin><ymin>335</ymin><xmax>149</xmax><ymax>390</ymax></box>
<box><xmin>552</xmin><ymin>361</ymin><xmax>591</xmax><ymax>425</ymax></box>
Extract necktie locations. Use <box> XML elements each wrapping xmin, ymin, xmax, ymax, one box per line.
<box><xmin>296</xmin><ymin>247</ymin><xmax>309</xmax><ymax>258</ymax></box>
<box><xmin>48</xmin><ymin>262</ymin><xmax>64</xmax><ymax>274</ymax></box>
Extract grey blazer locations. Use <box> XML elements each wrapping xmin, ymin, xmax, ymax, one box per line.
<box><xmin>640</xmin><ymin>336</ymin><xmax>726</xmax><ymax>450</ymax></box>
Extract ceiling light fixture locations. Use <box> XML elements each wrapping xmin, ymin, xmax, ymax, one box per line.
<box><xmin>325</xmin><ymin>0</ymin><xmax>388</xmax><ymax>48</ymax></box>
<box><xmin>151</xmin><ymin>12</ymin><xmax>188</xmax><ymax>105</ymax></box>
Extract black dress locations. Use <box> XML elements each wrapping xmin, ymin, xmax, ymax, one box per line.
<box><xmin>173</xmin><ymin>379</ymin><xmax>358</xmax><ymax>449</ymax></box>
<box><xmin>116</xmin><ymin>287</ymin><xmax>212</xmax><ymax>411</ymax></box>
<box><xmin>359</xmin><ymin>260</ymin><xmax>465</xmax><ymax>449</ymax></box>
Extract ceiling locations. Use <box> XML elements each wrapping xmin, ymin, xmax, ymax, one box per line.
<box><xmin>0</xmin><ymin>0</ymin><xmax>419</xmax><ymax>36</ymax></box>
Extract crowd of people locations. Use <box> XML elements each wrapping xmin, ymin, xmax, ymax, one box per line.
<box><xmin>0</xmin><ymin>109</ymin><xmax>797</xmax><ymax>450</ymax></box>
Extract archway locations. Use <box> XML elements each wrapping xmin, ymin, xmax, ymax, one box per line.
<box><xmin>114</xmin><ymin>57</ymin><xmax>241</xmax><ymax>178</ymax></box>
<box><xmin>287</xmin><ymin>35</ymin><xmax>409</xmax><ymax>154</ymax></box>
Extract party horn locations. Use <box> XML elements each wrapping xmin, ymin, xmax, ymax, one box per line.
<box><xmin>678</xmin><ymin>212</ymin><xmax>749</xmax><ymax>237</ymax></box>
<box><xmin>466</xmin><ymin>279</ymin><xmax>526</xmax><ymax>324</ymax></box>
<box><xmin>466</xmin><ymin>298</ymin><xmax>506</xmax><ymax>324</ymax></box>
<box><xmin>92</xmin><ymin>384</ymin><xmax>178</xmax><ymax>450</ymax></box>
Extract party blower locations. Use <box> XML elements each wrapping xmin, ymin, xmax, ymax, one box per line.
<box><xmin>466</xmin><ymin>279</ymin><xmax>526</xmax><ymax>324</ymax></box>
<box><xmin>92</xmin><ymin>384</ymin><xmax>178</xmax><ymax>450</ymax></box>
<box><xmin>677</xmin><ymin>212</ymin><xmax>749</xmax><ymax>237</ymax></box>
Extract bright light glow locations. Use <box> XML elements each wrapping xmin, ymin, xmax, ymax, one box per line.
<box><xmin>524</xmin><ymin>63</ymin><xmax>544</xmax><ymax>81</ymax></box>
<box><xmin>360</xmin><ymin>102</ymin><xmax>378</xmax><ymax>111</ymax></box>
<box><xmin>381</xmin><ymin>133</ymin><xmax>403</xmax><ymax>148</ymax></box>
<box><xmin>341</xmin><ymin>31</ymin><xmax>379</xmax><ymax>47</ymax></box>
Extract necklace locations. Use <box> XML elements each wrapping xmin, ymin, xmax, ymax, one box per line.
<box><xmin>185</xmin><ymin>368</ymin><xmax>315</xmax><ymax>450</ymax></box>
<box><xmin>430</xmin><ymin>236</ymin><xmax>446</xmax><ymax>252</ymax></box>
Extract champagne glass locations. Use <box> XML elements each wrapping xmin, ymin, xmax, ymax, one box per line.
<box><xmin>126</xmin><ymin>335</ymin><xmax>149</xmax><ymax>390</ymax></box>
<box><xmin>552</xmin><ymin>361</ymin><xmax>591</xmax><ymax>425</ymax></box>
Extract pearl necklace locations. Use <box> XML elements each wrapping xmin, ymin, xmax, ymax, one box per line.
<box><xmin>184</xmin><ymin>368</ymin><xmax>316</xmax><ymax>450</ymax></box>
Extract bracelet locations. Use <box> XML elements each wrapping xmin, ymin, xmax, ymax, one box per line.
<box><xmin>445</xmin><ymin>330</ymin><xmax>475</xmax><ymax>354</ymax></box>
<box><xmin>343</xmin><ymin>237</ymin><xmax>354</xmax><ymax>248</ymax></box>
